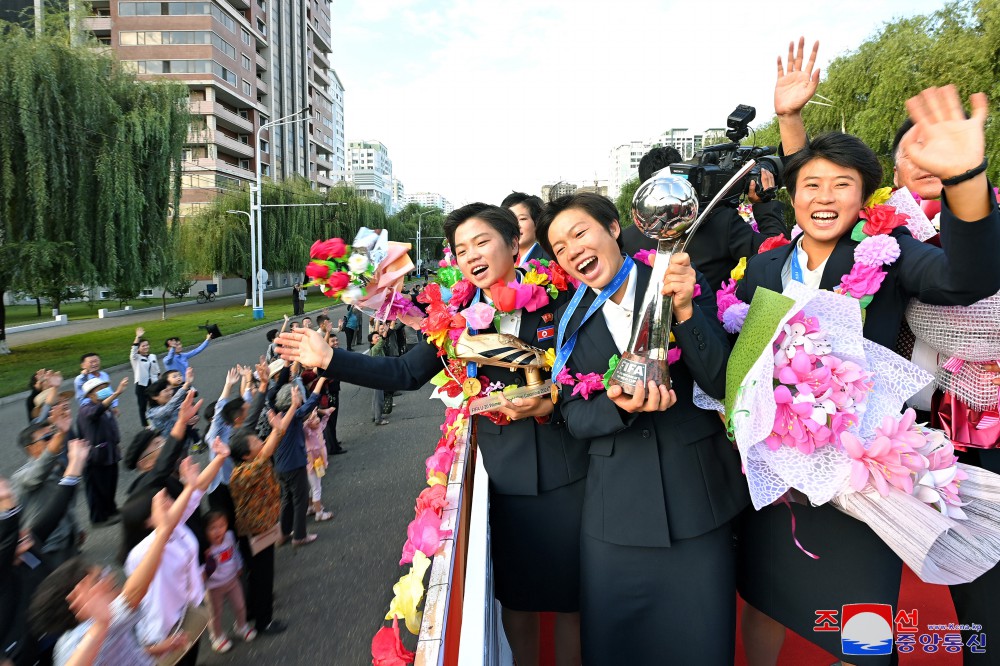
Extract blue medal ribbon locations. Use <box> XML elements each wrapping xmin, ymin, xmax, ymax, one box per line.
<box><xmin>552</xmin><ymin>256</ymin><xmax>634</xmax><ymax>379</ymax></box>
<box><xmin>466</xmin><ymin>271</ymin><xmax>526</xmax><ymax>380</ymax></box>
<box><xmin>790</xmin><ymin>241</ymin><xmax>805</xmax><ymax>284</ymax></box>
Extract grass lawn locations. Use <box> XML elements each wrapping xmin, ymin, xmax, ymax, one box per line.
<box><xmin>5</xmin><ymin>298</ymin><xmax>194</xmax><ymax>326</ymax></box>
<box><xmin>0</xmin><ymin>293</ymin><xmax>307</xmax><ymax>398</ymax></box>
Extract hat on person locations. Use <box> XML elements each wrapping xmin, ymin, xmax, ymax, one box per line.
<box><xmin>268</xmin><ymin>359</ymin><xmax>285</xmax><ymax>377</ymax></box>
<box><xmin>82</xmin><ymin>377</ymin><xmax>109</xmax><ymax>395</ymax></box>
<box><xmin>124</xmin><ymin>430</ymin><xmax>160</xmax><ymax>470</ymax></box>
<box><xmin>33</xmin><ymin>388</ymin><xmax>54</xmax><ymax>408</ymax></box>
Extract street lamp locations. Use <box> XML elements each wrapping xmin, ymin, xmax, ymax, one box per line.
<box><xmin>251</xmin><ymin>105</ymin><xmax>311</xmax><ymax>319</ymax></box>
<box><xmin>412</xmin><ymin>208</ymin><xmax>438</xmax><ymax>277</ymax></box>
<box><xmin>227</xmin><ymin>210</ymin><xmax>254</xmax><ymax>306</ymax></box>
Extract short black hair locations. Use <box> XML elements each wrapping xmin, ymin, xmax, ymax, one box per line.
<box><xmin>229</xmin><ymin>428</ymin><xmax>255</xmax><ymax>462</ymax></box>
<box><xmin>163</xmin><ymin>369</ymin><xmax>181</xmax><ymax>382</ymax></box>
<box><xmin>204</xmin><ymin>399</ymin><xmax>217</xmax><ymax>422</ymax></box>
<box><xmin>204</xmin><ymin>510</ymin><xmax>228</xmax><ymax>529</ymax></box>
<box><xmin>266</xmin><ymin>328</ymin><xmax>279</xmax><ymax>342</ymax></box>
<box><xmin>124</xmin><ymin>429</ymin><xmax>160</xmax><ymax>470</ymax></box>
<box><xmin>891</xmin><ymin>119</ymin><xmax>913</xmax><ymax>163</ymax></box>
<box><xmin>443</xmin><ymin>203</ymin><xmax>520</xmax><ymax>259</ymax></box>
<box><xmin>29</xmin><ymin>557</ymin><xmax>94</xmax><ymax>637</ymax></box>
<box><xmin>317</xmin><ymin>314</ymin><xmax>330</xmax><ymax>325</ymax></box>
<box><xmin>220</xmin><ymin>397</ymin><xmax>246</xmax><ymax>426</ymax></box>
<box><xmin>19</xmin><ymin>422</ymin><xmax>49</xmax><ymax>448</ymax></box>
<box><xmin>80</xmin><ymin>352</ymin><xmax>98</xmax><ymax>363</ymax></box>
<box><xmin>638</xmin><ymin>146</ymin><xmax>684</xmax><ymax>183</ymax></box>
<box><xmin>136</xmin><ymin>337</ymin><xmax>148</xmax><ymax>345</ymax></box>
<box><xmin>536</xmin><ymin>192</ymin><xmax>624</xmax><ymax>258</ymax></box>
<box><xmin>500</xmin><ymin>192</ymin><xmax>543</xmax><ymax>223</ymax></box>
<box><xmin>146</xmin><ymin>378</ymin><xmax>170</xmax><ymax>399</ymax></box>
<box><xmin>164</xmin><ymin>337</ymin><xmax>180</xmax><ymax>348</ymax></box>
<box><xmin>784</xmin><ymin>132</ymin><xmax>883</xmax><ymax>203</ymax></box>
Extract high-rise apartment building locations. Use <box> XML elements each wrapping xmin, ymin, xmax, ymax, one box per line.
<box><xmin>345</xmin><ymin>140</ymin><xmax>393</xmax><ymax>211</ymax></box>
<box><xmin>403</xmin><ymin>192</ymin><xmax>453</xmax><ymax>214</ymax></box>
<box><xmin>82</xmin><ymin>0</ymin><xmax>342</xmax><ymax>219</ymax></box>
<box><xmin>391</xmin><ymin>178</ymin><xmax>405</xmax><ymax>213</ymax></box>
<box><xmin>608</xmin><ymin>140</ymin><xmax>651</xmax><ymax>200</ymax></box>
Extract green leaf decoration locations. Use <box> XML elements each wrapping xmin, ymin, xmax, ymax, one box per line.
<box><xmin>850</xmin><ymin>221</ymin><xmax>868</xmax><ymax>242</ymax></box>
<box><xmin>603</xmin><ymin>354</ymin><xmax>621</xmax><ymax>389</ymax></box>
<box><xmin>858</xmin><ymin>294</ymin><xmax>874</xmax><ymax>309</ymax></box>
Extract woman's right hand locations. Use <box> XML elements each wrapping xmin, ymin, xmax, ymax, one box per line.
<box><xmin>607</xmin><ymin>380</ymin><xmax>676</xmax><ymax>414</ymax></box>
<box><xmin>275</xmin><ymin>328</ymin><xmax>334</xmax><ymax>370</ymax></box>
<box><xmin>775</xmin><ymin>37</ymin><xmax>820</xmax><ymax>117</ymax></box>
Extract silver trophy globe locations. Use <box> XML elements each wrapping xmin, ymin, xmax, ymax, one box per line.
<box><xmin>609</xmin><ymin>165</ymin><xmax>756</xmax><ymax>393</ymax></box>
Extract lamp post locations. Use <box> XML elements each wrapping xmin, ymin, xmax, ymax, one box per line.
<box><xmin>413</xmin><ymin>208</ymin><xmax>437</xmax><ymax>277</ymax></box>
<box><xmin>251</xmin><ymin>106</ymin><xmax>311</xmax><ymax>319</ymax></box>
<box><xmin>226</xmin><ymin>210</ymin><xmax>253</xmax><ymax>306</ymax></box>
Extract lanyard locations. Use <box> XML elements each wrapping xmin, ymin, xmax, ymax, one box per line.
<box><xmin>552</xmin><ymin>256</ymin><xmax>634</xmax><ymax>379</ymax></box>
<box><xmin>466</xmin><ymin>289</ymin><xmax>484</xmax><ymax>379</ymax></box>
<box><xmin>790</xmin><ymin>241</ymin><xmax>805</xmax><ymax>284</ymax></box>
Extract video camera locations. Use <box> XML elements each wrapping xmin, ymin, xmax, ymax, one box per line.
<box><xmin>667</xmin><ymin>104</ymin><xmax>783</xmax><ymax>206</ymax></box>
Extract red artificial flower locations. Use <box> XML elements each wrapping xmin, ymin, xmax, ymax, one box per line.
<box><xmin>327</xmin><ymin>271</ymin><xmax>350</xmax><ymax>292</ymax></box>
<box><xmin>424</xmin><ymin>307</ymin><xmax>453</xmax><ymax>333</ymax></box>
<box><xmin>490</xmin><ymin>280</ymin><xmax>518</xmax><ymax>313</ymax></box>
<box><xmin>860</xmin><ymin>205</ymin><xmax>909</xmax><ymax>237</ymax></box>
<box><xmin>449</xmin><ymin>279</ymin><xmax>475</xmax><ymax>307</ymax></box>
<box><xmin>310</xmin><ymin>237</ymin><xmax>347</xmax><ymax>260</ymax></box>
<box><xmin>416</xmin><ymin>282</ymin><xmax>442</xmax><ymax>305</ymax></box>
<box><xmin>371</xmin><ymin>617</ymin><xmax>415</xmax><ymax>666</ymax></box>
<box><xmin>758</xmin><ymin>235</ymin><xmax>791</xmax><ymax>254</ymax></box>
<box><xmin>548</xmin><ymin>262</ymin><xmax>570</xmax><ymax>291</ymax></box>
<box><xmin>414</xmin><ymin>485</ymin><xmax>448</xmax><ymax>518</ymax></box>
<box><xmin>305</xmin><ymin>261</ymin><xmax>330</xmax><ymax>280</ymax></box>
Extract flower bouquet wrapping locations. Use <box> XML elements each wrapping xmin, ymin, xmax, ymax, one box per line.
<box><xmin>698</xmin><ymin>281</ymin><xmax>1000</xmax><ymax>584</ymax></box>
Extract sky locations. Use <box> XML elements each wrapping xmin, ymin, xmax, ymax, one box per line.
<box><xmin>330</xmin><ymin>0</ymin><xmax>948</xmax><ymax>206</ymax></box>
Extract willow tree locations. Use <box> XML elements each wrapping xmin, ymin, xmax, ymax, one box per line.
<box><xmin>0</xmin><ymin>21</ymin><xmax>188</xmax><ymax>352</ymax></box>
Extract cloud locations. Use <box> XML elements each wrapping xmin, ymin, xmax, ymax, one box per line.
<box><xmin>332</xmin><ymin>0</ymin><xmax>947</xmax><ymax>205</ymax></box>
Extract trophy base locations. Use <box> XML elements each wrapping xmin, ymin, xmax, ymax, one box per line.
<box><xmin>607</xmin><ymin>352</ymin><xmax>670</xmax><ymax>395</ymax></box>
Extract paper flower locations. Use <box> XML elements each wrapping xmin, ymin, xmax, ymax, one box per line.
<box><xmin>460</xmin><ymin>302</ymin><xmax>496</xmax><ymax>330</ymax></box>
<box><xmin>667</xmin><ymin>347</ymin><xmax>682</xmax><ymax>365</ymax></box>
<box><xmin>311</xmin><ymin>238</ymin><xmax>347</xmax><ymax>260</ymax></box>
<box><xmin>490</xmin><ymin>280</ymin><xmax>549</xmax><ymax>313</ymax></box>
<box><xmin>327</xmin><ymin>271</ymin><xmax>350</xmax><ymax>292</ymax></box>
<box><xmin>426</xmin><ymin>448</ymin><xmax>455</xmax><ymax>478</ymax></box>
<box><xmin>866</xmin><ymin>186</ymin><xmax>894</xmax><ymax>208</ymax></box>
<box><xmin>543</xmin><ymin>347</ymin><xmax>555</xmax><ymax>371</ymax></box>
<box><xmin>854</xmin><ymin>234</ymin><xmax>901</xmax><ymax>268</ymax></box>
<box><xmin>758</xmin><ymin>235</ymin><xmax>791</xmax><ymax>254</ymax></box>
<box><xmin>571</xmin><ymin>372</ymin><xmax>606</xmax><ymax>399</ymax></box>
<box><xmin>348</xmin><ymin>253</ymin><xmax>370</xmax><ymax>274</ymax></box>
<box><xmin>449</xmin><ymin>280</ymin><xmax>475</xmax><ymax>307</ymax></box>
<box><xmin>371</xmin><ymin>617</ymin><xmax>416</xmax><ymax>666</ymax></box>
<box><xmin>722</xmin><ymin>301</ymin><xmax>750</xmax><ymax>334</ymax></box>
<box><xmin>399</xmin><ymin>508</ymin><xmax>452</xmax><ymax>565</ymax></box>
<box><xmin>555</xmin><ymin>367</ymin><xmax>575</xmax><ymax>386</ymax></box>
<box><xmin>436</xmin><ymin>266</ymin><xmax>462</xmax><ymax>288</ymax></box>
<box><xmin>384</xmin><ymin>551</ymin><xmax>431</xmax><ymax>635</ymax></box>
<box><xmin>305</xmin><ymin>262</ymin><xmax>330</xmax><ymax>280</ymax></box>
<box><xmin>838</xmin><ymin>263</ymin><xmax>887</xmax><ymax>300</ymax></box>
<box><xmin>860</xmin><ymin>204</ymin><xmax>909</xmax><ymax>237</ymax></box>
<box><xmin>603</xmin><ymin>355</ymin><xmax>620</xmax><ymax>389</ymax></box>
<box><xmin>547</xmin><ymin>261</ymin><xmax>573</xmax><ymax>290</ymax></box>
<box><xmin>633</xmin><ymin>249</ymin><xmax>654</xmax><ymax>267</ymax></box>
<box><xmin>716</xmin><ymin>278</ymin><xmax>741</xmax><ymax>322</ymax></box>
<box><xmin>414</xmin><ymin>485</ymin><xmax>448</xmax><ymax>517</ymax></box>
<box><xmin>730</xmin><ymin>256</ymin><xmax>747</xmax><ymax>281</ymax></box>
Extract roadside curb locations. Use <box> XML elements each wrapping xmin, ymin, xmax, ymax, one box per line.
<box><xmin>0</xmin><ymin>303</ymin><xmax>347</xmax><ymax>407</ymax></box>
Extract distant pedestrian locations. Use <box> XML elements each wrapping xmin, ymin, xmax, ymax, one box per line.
<box><xmin>298</xmin><ymin>283</ymin><xmax>307</xmax><ymax>314</ymax></box>
<box><xmin>342</xmin><ymin>306</ymin><xmax>360</xmax><ymax>351</ymax></box>
<box><xmin>129</xmin><ymin>327</ymin><xmax>161</xmax><ymax>428</ymax></box>
<box><xmin>291</xmin><ymin>282</ymin><xmax>303</xmax><ymax>315</ymax></box>
<box><xmin>369</xmin><ymin>332</ymin><xmax>388</xmax><ymax>426</ymax></box>
<box><xmin>324</xmin><ymin>338</ymin><xmax>345</xmax><ymax>455</ymax></box>
<box><xmin>76</xmin><ymin>376</ymin><xmax>129</xmax><ymax>525</ymax></box>
<box><xmin>163</xmin><ymin>333</ymin><xmax>212</xmax><ymax>374</ymax></box>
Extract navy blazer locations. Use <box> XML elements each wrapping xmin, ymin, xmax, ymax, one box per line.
<box><xmin>556</xmin><ymin>262</ymin><xmax>749</xmax><ymax>548</ymax></box>
<box><xmin>320</xmin><ymin>295</ymin><xmax>588</xmax><ymax>496</ymax></box>
<box><xmin>736</xmin><ymin>190</ymin><xmax>1000</xmax><ymax>351</ymax></box>
<box><xmin>622</xmin><ymin>200</ymin><xmax>788</xmax><ymax>292</ymax></box>
<box><xmin>519</xmin><ymin>242</ymin><xmax>551</xmax><ymax>266</ymax></box>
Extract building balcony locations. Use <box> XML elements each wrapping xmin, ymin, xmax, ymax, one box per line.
<box><xmin>256</xmin><ymin>51</ymin><xmax>267</xmax><ymax>70</ymax></box>
<box><xmin>256</xmin><ymin>78</ymin><xmax>269</xmax><ymax>95</ymax></box>
<box><xmin>315</xmin><ymin>172</ymin><xmax>335</xmax><ymax>188</ymax></box>
<box><xmin>82</xmin><ymin>16</ymin><xmax>112</xmax><ymax>34</ymax></box>
<box><xmin>189</xmin><ymin>100</ymin><xmax>253</xmax><ymax>133</ymax></box>
<box><xmin>312</xmin><ymin>65</ymin><xmax>330</xmax><ymax>87</ymax></box>
<box><xmin>182</xmin><ymin>158</ymin><xmax>254</xmax><ymax>183</ymax></box>
<box><xmin>309</xmin><ymin>21</ymin><xmax>332</xmax><ymax>53</ymax></box>
<box><xmin>312</xmin><ymin>49</ymin><xmax>330</xmax><ymax>70</ymax></box>
<box><xmin>222</xmin><ymin>0</ymin><xmax>250</xmax><ymax>9</ymax></box>
<box><xmin>214</xmin><ymin>132</ymin><xmax>255</xmax><ymax>158</ymax></box>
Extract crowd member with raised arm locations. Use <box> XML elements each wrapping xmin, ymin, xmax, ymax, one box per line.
<box><xmin>534</xmin><ymin>192</ymin><xmax>748</xmax><ymax>665</ymax></box>
<box><xmin>76</xmin><ymin>377</ymin><xmax>128</xmax><ymax>526</ymax></box>
<box><xmin>129</xmin><ymin>328</ymin><xmax>160</xmax><ymax>427</ymax></box>
<box><xmin>275</xmin><ymin>203</ymin><xmax>587</xmax><ymax>666</ymax></box>
<box><xmin>162</xmin><ymin>333</ymin><xmax>212</xmax><ymax>375</ymax></box>
<box><xmin>228</xmin><ymin>387</ymin><xmax>300</xmax><ymax>637</ymax></box>
<box><xmin>734</xmin><ymin>39</ymin><xmax>1000</xmax><ymax>666</ymax></box>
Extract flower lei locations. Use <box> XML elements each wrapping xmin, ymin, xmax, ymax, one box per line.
<box><xmin>716</xmin><ymin>195</ymin><xmax>911</xmax><ymax>334</ymax></box>
<box><xmin>556</xmin><ymin>254</ymin><xmax>700</xmax><ymax>400</ymax></box>
<box><xmin>306</xmin><ymin>237</ymin><xmax>374</xmax><ymax>303</ymax></box>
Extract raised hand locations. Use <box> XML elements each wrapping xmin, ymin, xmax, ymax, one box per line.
<box><xmin>210</xmin><ymin>436</ymin><xmax>230</xmax><ymax>459</ymax></box>
<box><xmin>274</xmin><ymin>328</ymin><xmax>334</xmax><ymax>370</ymax></box>
<box><xmin>290</xmin><ymin>386</ymin><xmax>303</xmax><ymax>410</ymax></box>
<box><xmin>902</xmin><ymin>85</ymin><xmax>988</xmax><ymax>180</ymax></box>
<box><xmin>178</xmin><ymin>457</ymin><xmax>199</xmax><ymax>487</ymax></box>
<box><xmin>775</xmin><ymin>37</ymin><xmax>820</xmax><ymax>117</ymax></box>
<box><xmin>184</xmin><ymin>367</ymin><xmax>195</xmax><ymax>386</ymax></box>
<box><xmin>225</xmin><ymin>367</ymin><xmax>240</xmax><ymax>386</ymax></box>
<box><xmin>47</xmin><ymin>371</ymin><xmax>63</xmax><ymax>389</ymax></box>
<box><xmin>135</xmin><ymin>327</ymin><xmax>145</xmax><ymax>338</ymax></box>
<box><xmin>116</xmin><ymin>377</ymin><xmax>129</xmax><ymax>394</ymax></box>
<box><xmin>176</xmin><ymin>390</ymin><xmax>202</xmax><ymax>425</ymax></box>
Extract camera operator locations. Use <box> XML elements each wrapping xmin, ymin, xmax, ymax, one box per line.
<box><xmin>622</xmin><ymin>145</ymin><xmax>789</xmax><ymax>292</ymax></box>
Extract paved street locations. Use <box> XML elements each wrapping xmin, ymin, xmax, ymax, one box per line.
<box><xmin>1</xmin><ymin>310</ymin><xmax>444</xmax><ymax>664</ymax></box>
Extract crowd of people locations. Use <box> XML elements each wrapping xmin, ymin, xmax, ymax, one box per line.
<box><xmin>3</xmin><ymin>313</ymin><xmax>376</xmax><ymax>666</ymax></box>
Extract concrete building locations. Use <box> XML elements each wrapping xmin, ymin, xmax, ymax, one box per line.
<box><xmin>391</xmin><ymin>178</ymin><xmax>406</xmax><ymax>213</ymax></box>
<box><xmin>345</xmin><ymin>140</ymin><xmax>393</xmax><ymax>211</ymax></box>
<box><xmin>81</xmin><ymin>0</ymin><xmax>341</xmax><ymax>220</ymax></box>
<box><xmin>540</xmin><ymin>182</ymin><xmax>578</xmax><ymax>201</ymax></box>
<box><xmin>608</xmin><ymin>141</ymin><xmax>651</xmax><ymax>200</ymax></box>
<box><xmin>403</xmin><ymin>192</ymin><xmax>453</xmax><ymax>214</ymax></box>
<box><xmin>653</xmin><ymin>127</ymin><xmax>727</xmax><ymax>160</ymax></box>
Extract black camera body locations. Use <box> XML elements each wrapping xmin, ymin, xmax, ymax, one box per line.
<box><xmin>667</xmin><ymin>104</ymin><xmax>783</xmax><ymax>206</ymax></box>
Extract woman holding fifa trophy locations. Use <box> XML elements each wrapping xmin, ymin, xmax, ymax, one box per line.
<box><xmin>534</xmin><ymin>192</ymin><xmax>749</xmax><ymax>665</ymax></box>
<box><xmin>274</xmin><ymin>204</ymin><xmax>586</xmax><ymax>666</ymax></box>
<box><xmin>733</xmin><ymin>38</ymin><xmax>1000</xmax><ymax>665</ymax></box>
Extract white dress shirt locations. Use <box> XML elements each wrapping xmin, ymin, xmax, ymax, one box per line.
<box><xmin>781</xmin><ymin>238</ymin><xmax>829</xmax><ymax>290</ymax></box>
<box><xmin>596</xmin><ymin>264</ymin><xmax>637</xmax><ymax>354</ymax></box>
<box><xmin>124</xmin><ymin>490</ymin><xmax>206</xmax><ymax>646</ymax></box>
<box><xmin>482</xmin><ymin>295</ymin><xmax>523</xmax><ymax>336</ymax></box>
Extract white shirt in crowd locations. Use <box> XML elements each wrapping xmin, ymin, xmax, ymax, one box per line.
<box><xmin>124</xmin><ymin>490</ymin><xmax>206</xmax><ymax>646</ymax></box>
<box><xmin>130</xmin><ymin>346</ymin><xmax>161</xmax><ymax>387</ymax></box>
<box><xmin>596</xmin><ymin>263</ymin><xmax>637</xmax><ymax>354</ymax></box>
<box><xmin>781</xmin><ymin>237</ymin><xmax>829</xmax><ymax>291</ymax></box>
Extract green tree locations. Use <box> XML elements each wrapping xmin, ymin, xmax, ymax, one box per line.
<box><xmin>615</xmin><ymin>177</ymin><xmax>641</xmax><ymax>228</ymax></box>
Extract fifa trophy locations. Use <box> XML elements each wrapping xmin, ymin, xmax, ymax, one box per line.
<box><xmin>609</xmin><ymin>163</ymin><xmax>757</xmax><ymax>394</ymax></box>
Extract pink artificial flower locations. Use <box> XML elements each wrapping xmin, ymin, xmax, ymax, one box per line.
<box><xmin>555</xmin><ymin>367</ymin><xmax>576</xmax><ymax>386</ymax></box>
<box><xmin>426</xmin><ymin>448</ymin><xmax>455</xmax><ymax>478</ymax></box>
<box><xmin>722</xmin><ymin>302</ymin><xmax>750</xmax><ymax>334</ymax></box>
<box><xmin>449</xmin><ymin>280</ymin><xmax>476</xmax><ymax>307</ymax></box>
<box><xmin>766</xmin><ymin>385</ymin><xmax>824</xmax><ymax>453</ymax></box>
<box><xmin>517</xmin><ymin>283</ymin><xmax>550</xmax><ymax>312</ymax></box>
<box><xmin>758</xmin><ymin>235</ymin><xmax>791</xmax><ymax>254</ymax></box>
<box><xmin>838</xmin><ymin>263</ymin><xmax>887</xmax><ymax>299</ymax></box>
<box><xmin>399</xmin><ymin>508</ymin><xmax>452</xmax><ymax>565</ymax></box>
<box><xmin>414</xmin><ymin>485</ymin><xmax>448</xmax><ymax>518</ymax></box>
<box><xmin>633</xmin><ymin>249</ymin><xmax>654</xmax><ymax>267</ymax></box>
<box><xmin>715</xmin><ymin>279</ymin><xmax>741</xmax><ymax>323</ymax></box>
<box><xmin>854</xmin><ymin>234</ymin><xmax>901</xmax><ymax>268</ymax></box>
<box><xmin>693</xmin><ymin>283</ymin><xmax>702</xmax><ymax>299</ymax></box>
<box><xmin>305</xmin><ymin>261</ymin><xmax>330</xmax><ymax>280</ymax></box>
<box><xmin>571</xmin><ymin>372</ymin><xmax>605</xmax><ymax>399</ymax></box>
<box><xmin>310</xmin><ymin>238</ymin><xmax>347</xmax><ymax>260</ymax></box>
<box><xmin>460</xmin><ymin>302</ymin><xmax>496</xmax><ymax>330</ymax></box>
<box><xmin>667</xmin><ymin>347</ymin><xmax>682</xmax><ymax>365</ymax></box>
<box><xmin>860</xmin><ymin>204</ymin><xmax>909</xmax><ymax>237</ymax></box>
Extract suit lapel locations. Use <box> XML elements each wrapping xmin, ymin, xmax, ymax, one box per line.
<box><xmin>819</xmin><ymin>234</ymin><xmax>858</xmax><ymax>291</ymax></box>
<box><xmin>761</xmin><ymin>242</ymin><xmax>795</xmax><ymax>292</ymax></box>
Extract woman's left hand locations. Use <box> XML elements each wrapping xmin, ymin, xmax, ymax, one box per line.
<box><xmin>660</xmin><ymin>252</ymin><xmax>697</xmax><ymax>322</ymax></box>
<box><xmin>496</xmin><ymin>393</ymin><xmax>554</xmax><ymax>420</ymax></box>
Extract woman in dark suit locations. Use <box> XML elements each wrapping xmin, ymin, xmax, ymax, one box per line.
<box><xmin>735</xmin><ymin>73</ymin><xmax>1000</xmax><ymax>664</ymax></box>
<box><xmin>275</xmin><ymin>203</ymin><xmax>587</xmax><ymax>666</ymax></box>
<box><xmin>535</xmin><ymin>193</ymin><xmax>749</xmax><ymax>665</ymax></box>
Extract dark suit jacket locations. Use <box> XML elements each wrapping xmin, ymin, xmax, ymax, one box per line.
<box><xmin>519</xmin><ymin>242</ymin><xmax>551</xmax><ymax>266</ymax></box>
<box><xmin>622</xmin><ymin>200</ymin><xmax>788</xmax><ymax>292</ymax></box>
<box><xmin>736</xmin><ymin>192</ymin><xmax>1000</xmax><ymax>351</ymax></box>
<box><xmin>556</xmin><ymin>262</ymin><xmax>749</xmax><ymax>548</ymax></box>
<box><xmin>321</xmin><ymin>295</ymin><xmax>588</xmax><ymax>496</ymax></box>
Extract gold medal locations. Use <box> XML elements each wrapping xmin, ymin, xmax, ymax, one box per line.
<box><xmin>550</xmin><ymin>383</ymin><xmax>559</xmax><ymax>404</ymax></box>
<box><xmin>463</xmin><ymin>377</ymin><xmax>482</xmax><ymax>397</ymax></box>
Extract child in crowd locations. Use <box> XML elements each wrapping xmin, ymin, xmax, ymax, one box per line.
<box><xmin>146</xmin><ymin>368</ymin><xmax>194</xmax><ymax>436</ymax></box>
<box><xmin>203</xmin><ymin>511</ymin><xmax>256</xmax><ymax>653</ymax></box>
<box><xmin>302</xmin><ymin>408</ymin><xmax>333</xmax><ymax>522</ymax></box>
